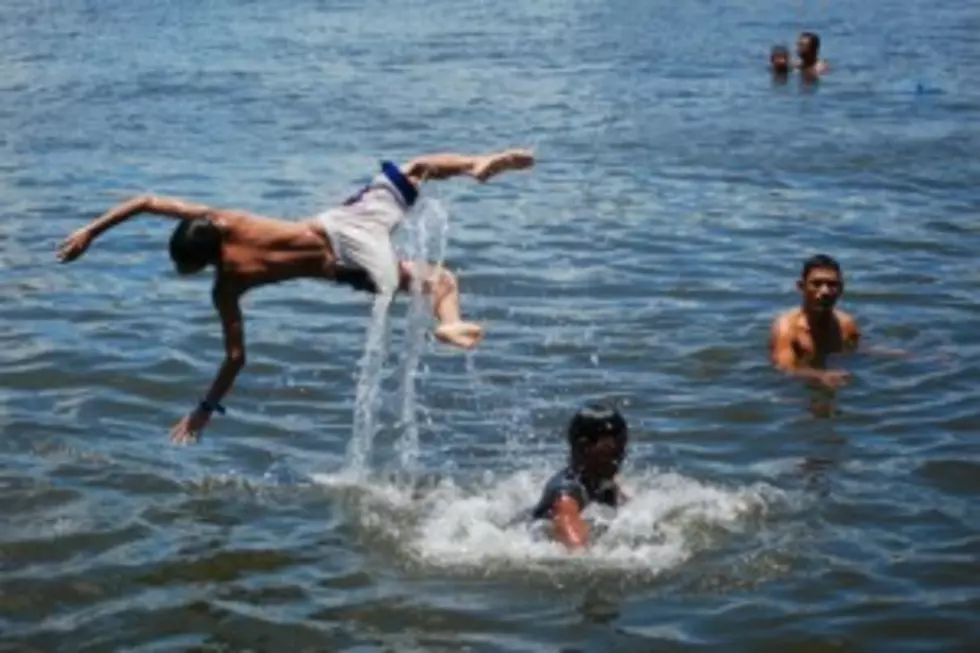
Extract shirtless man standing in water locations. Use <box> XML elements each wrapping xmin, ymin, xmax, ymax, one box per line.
<box><xmin>57</xmin><ymin>148</ymin><xmax>534</xmax><ymax>443</ymax></box>
<box><xmin>770</xmin><ymin>254</ymin><xmax>860</xmax><ymax>390</ymax></box>
<box><xmin>796</xmin><ymin>31</ymin><xmax>830</xmax><ymax>78</ymax></box>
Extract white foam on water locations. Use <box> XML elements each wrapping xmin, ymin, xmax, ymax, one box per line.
<box><xmin>312</xmin><ymin>465</ymin><xmax>788</xmax><ymax>577</ymax></box>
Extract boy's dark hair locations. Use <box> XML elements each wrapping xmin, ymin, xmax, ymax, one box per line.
<box><xmin>169</xmin><ymin>218</ymin><xmax>221</xmax><ymax>274</ymax></box>
<box><xmin>801</xmin><ymin>254</ymin><xmax>841</xmax><ymax>281</ymax></box>
<box><xmin>568</xmin><ymin>403</ymin><xmax>628</xmax><ymax>449</ymax></box>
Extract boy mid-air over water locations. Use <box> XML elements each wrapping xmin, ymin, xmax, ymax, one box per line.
<box><xmin>57</xmin><ymin>148</ymin><xmax>535</xmax><ymax>444</ymax></box>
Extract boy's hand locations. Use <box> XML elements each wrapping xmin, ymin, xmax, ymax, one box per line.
<box><xmin>170</xmin><ymin>406</ymin><xmax>212</xmax><ymax>445</ymax></box>
<box><xmin>57</xmin><ymin>228</ymin><xmax>94</xmax><ymax>263</ymax></box>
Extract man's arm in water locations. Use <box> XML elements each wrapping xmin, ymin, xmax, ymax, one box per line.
<box><xmin>838</xmin><ymin>311</ymin><xmax>861</xmax><ymax>353</ymax></box>
<box><xmin>770</xmin><ymin>315</ymin><xmax>850</xmax><ymax>389</ymax></box>
<box><xmin>401</xmin><ymin>149</ymin><xmax>535</xmax><ymax>185</ymax></box>
<box><xmin>838</xmin><ymin>313</ymin><xmax>911</xmax><ymax>359</ymax></box>
<box><xmin>170</xmin><ymin>286</ymin><xmax>246</xmax><ymax>444</ymax></box>
<box><xmin>57</xmin><ymin>195</ymin><xmax>216</xmax><ymax>263</ymax></box>
<box><xmin>551</xmin><ymin>494</ymin><xmax>589</xmax><ymax>551</ymax></box>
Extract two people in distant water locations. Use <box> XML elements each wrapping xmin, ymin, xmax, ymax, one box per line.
<box><xmin>771</xmin><ymin>31</ymin><xmax>829</xmax><ymax>82</ymax></box>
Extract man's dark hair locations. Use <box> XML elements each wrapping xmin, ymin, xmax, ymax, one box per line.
<box><xmin>801</xmin><ymin>254</ymin><xmax>841</xmax><ymax>281</ymax></box>
<box><xmin>169</xmin><ymin>218</ymin><xmax>222</xmax><ymax>274</ymax></box>
<box><xmin>800</xmin><ymin>31</ymin><xmax>821</xmax><ymax>54</ymax></box>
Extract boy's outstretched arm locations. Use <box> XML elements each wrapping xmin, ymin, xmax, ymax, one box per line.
<box><xmin>57</xmin><ymin>195</ymin><xmax>214</xmax><ymax>263</ymax></box>
<box><xmin>401</xmin><ymin>149</ymin><xmax>534</xmax><ymax>185</ymax></box>
<box><xmin>551</xmin><ymin>494</ymin><xmax>590</xmax><ymax>551</ymax></box>
<box><xmin>170</xmin><ymin>287</ymin><xmax>246</xmax><ymax>445</ymax></box>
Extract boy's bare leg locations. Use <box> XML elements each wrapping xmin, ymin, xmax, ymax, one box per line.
<box><xmin>399</xmin><ymin>262</ymin><xmax>483</xmax><ymax>349</ymax></box>
<box><xmin>402</xmin><ymin>149</ymin><xmax>534</xmax><ymax>184</ymax></box>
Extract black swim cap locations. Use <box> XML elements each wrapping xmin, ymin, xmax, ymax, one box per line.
<box><xmin>567</xmin><ymin>403</ymin><xmax>628</xmax><ymax>450</ymax></box>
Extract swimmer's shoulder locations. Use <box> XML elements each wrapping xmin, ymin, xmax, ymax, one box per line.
<box><xmin>771</xmin><ymin>308</ymin><xmax>803</xmax><ymax>339</ymax></box>
<box><xmin>532</xmin><ymin>468</ymin><xmax>587</xmax><ymax>519</ymax></box>
<box><xmin>835</xmin><ymin>309</ymin><xmax>860</xmax><ymax>342</ymax></box>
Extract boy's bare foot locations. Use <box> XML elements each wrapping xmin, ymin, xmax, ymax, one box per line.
<box><xmin>472</xmin><ymin>149</ymin><xmax>535</xmax><ymax>182</ymax></box>
<box><xmin>434</xmin><ymin>321</ymin><xmax>484</xmax><ymax>349</ymax></box>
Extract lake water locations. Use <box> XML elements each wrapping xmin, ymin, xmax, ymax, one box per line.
<box><xmin>1</xmin><ymin>0</ymin><xmax>979</xmax><ymax>651</ymax></box>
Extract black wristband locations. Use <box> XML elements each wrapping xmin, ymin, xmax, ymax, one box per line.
<box><xmin>199</xmin><ymin>400</ymin><xmax>226</xmax><ymax>415</ymax></box>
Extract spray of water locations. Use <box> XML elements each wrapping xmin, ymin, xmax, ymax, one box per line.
<box><xmin>344</xmin><ymin>292</ymin><xmax>392</xmax><ymax>476</ymax></box>
<box><xmin>342</xmin><ymin>198</ymin><xmax>451</xmax><ymax>476</ymax></box>
<box><xmin>328</xmin><ymin>195</ymin><xmax>794</xmax><ymax>576</ymax></box>
<box><xmin>313</xmin><ymin>465</ymin><xmax>792</xmax><ymax>579</ymax></box>
<box><xmin>395</xmin><ymin>198</ymin><xmax>450</xmax><ymax>473</ymax></box>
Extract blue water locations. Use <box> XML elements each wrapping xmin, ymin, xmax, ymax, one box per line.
<box><xmin>2</xmin><ymin>0</ymin><xmax>979</xmax><ymax>651</ymax></box>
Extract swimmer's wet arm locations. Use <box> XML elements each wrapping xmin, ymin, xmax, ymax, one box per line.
<box><xmin>84</xmin><ymin>196</ymin><xmax>212</xmax><ymax>237</ymax></box>
<box><xmin>841</xmin><ymin>314</ymin><xmax>861</xmax><ymax>352</ymax></box>
<box><xmin>770</xmin><ymin>318</ymin><xmax>801</xmax><ymax>372</ymax></box>
<box><xmin>551</xmin><ymin>494</ymin><xmax>589</xmax><ymax>550</ymax></box>
<box><xmin>58</xmin><ymin>195</ymin><xmax>214</xmax><ymax>262</ymax></box>
<box><xmin>769</xmin><ymin>317</ymin><xmax>823</xmax><ymax>379</ymax></box>
<box><xmin>202</xmin><ymin>291</ymin><xmax>246</xmax><ymax>409</ymax></box>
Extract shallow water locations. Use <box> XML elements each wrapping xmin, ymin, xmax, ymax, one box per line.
<box><xmin>2</xmin><ymin>0</ymin><xmax>979</xmax><ymax>651</ymax></box>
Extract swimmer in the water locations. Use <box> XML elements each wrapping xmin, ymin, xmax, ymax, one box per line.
<box><xmin>531</xmin><ymin>403</ymin><xmax>629</xmax><ymax>551</ymax></box>
<box><xmin>770</xmin><ymin>44</ymin><xmax>791</xmax><ymax>81</ymax></box>
<box><xmin>796</xmin><ymin>31</ymin><xmax>829</xmax><ymax>78</ymax></box>
<box><xmin>57</xmin><ymin>148</ymin><xmax>535</xmax><ymax>443</ymax></box>
<box><xmin>770</xmin><ymin>254</ymin><xmax>860</xmax><ymax>390</ymax></box>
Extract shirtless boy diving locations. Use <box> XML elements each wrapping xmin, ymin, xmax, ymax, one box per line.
<box><xmin>770</xmin><ymin>254</ymin><xmax>860</xmax><ymax>390</ymax></box>
<box><xmin>57</xmin><ymin>148</ymin><xmax>534</xmax><ymax>443</ymax></box>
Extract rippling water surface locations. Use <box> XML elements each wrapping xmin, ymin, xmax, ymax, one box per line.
<box><xmin>2</xmin><ymin>0</ymin><xmax>979</xmax><ymax>651</ymax></box>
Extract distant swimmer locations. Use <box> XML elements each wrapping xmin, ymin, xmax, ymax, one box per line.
<box><xmin>57</xmin><ymin>148</ymin><xmax>535</xmax><ymax>443</ymax></box>
<box><xmin>796</xmin><ymin>31</ymin><xmax>829</xmax><ymax>78</ymax></box>
<box><xmin>770</xmin><ymin>254</ymin><xmax>860</xmax><ymax>390</ymax></box>
<box><xmin>770</xmin><ymin>44</ymin><xmax>792</xmax><ymax>81</ymax></box>
<box><xmin>531</xmin><ymin>404</ymin><xmax>629</xmax><ymax>551</ymax></box>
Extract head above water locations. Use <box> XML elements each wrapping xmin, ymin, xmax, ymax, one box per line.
<box><xmin>567</xmin><ymin>403</ymin><xmax>628</xmax><ymax>479</ymax></box>
<box><xmin>770</xmin><ymin>45</ymin><xmax>791</xmax><ymax>75</ymax></box>
<box><xmin>169</xmin><ymin>218</ymin><xmax>222</xmax><ymax>274</ymax></box>
<box><xmin>798</xmin><ymin>254</ymin><xmax>843</xmax><ymax>315</ymax></box>
<box><xmin>797</xmin><ymin>31</ymin><xmax>821</xmax><ymax>65</ymax></box>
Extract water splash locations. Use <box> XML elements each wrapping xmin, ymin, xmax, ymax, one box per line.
<box><xmin>342</xmin><ymin>198</ymin><xmax>451</xmax><ymax>476</ymax></box>
<box><xmin>344</xmin><ymin>292</ymin><xmax>392</xmax><ymax>475</ymax></box>
<box><xmin>394</xmin><ymin>198</ymin><xmax>450</xmax><ymax>473</ymax></box>
<box><xmin>313</xmin><ymin>466</ymin><xmax>791</xmax><ymax>579</ymax></box>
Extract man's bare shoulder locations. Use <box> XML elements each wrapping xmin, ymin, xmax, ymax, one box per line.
<box><xmin>771</xmin><ymin>308</ymin><xmax>802</xmax><ymax>335</ymax></box>
<box><xmin>835</xmin><ymin>309</ymin><xmax>860</xmax><ymax>337</ymax></box>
